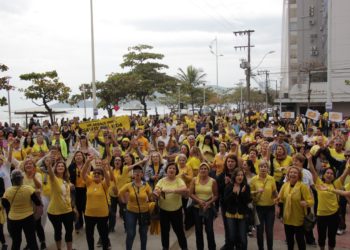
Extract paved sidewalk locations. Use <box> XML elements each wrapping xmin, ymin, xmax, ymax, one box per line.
<box><xmin>4</xmin><ymin>213</ymin><xmax>350</xmax><ymax>249</ymax></box>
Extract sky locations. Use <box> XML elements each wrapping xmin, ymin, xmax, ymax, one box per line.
<box><xmin>0</xmin><ymin>0</ymin><xmax>283</xmax><ymax>112</ymax></box>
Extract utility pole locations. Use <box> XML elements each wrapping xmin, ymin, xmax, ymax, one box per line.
<box><xmin>234</xmin><ymin>30</ymin><xmax>255</xmax><ymax>107</ymax></box>
<box><xmin>258</xmin><ymin>70</ymin><xmax>270</xmax><ymax>109</ymax></box>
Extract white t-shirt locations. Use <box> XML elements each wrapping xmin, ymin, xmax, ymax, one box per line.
<box><xmin>0</xmin><ymin>162</ymin><xmax>12</xmax><ymax>190</ymax></box>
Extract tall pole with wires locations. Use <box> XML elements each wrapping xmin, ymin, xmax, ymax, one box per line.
<box><xmin>234</xmin><ymin>30</ymin><xmax>255</xmax><ymax>107</ymax></box>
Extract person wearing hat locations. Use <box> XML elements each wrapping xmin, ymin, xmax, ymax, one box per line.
<box><xmin>189</xmin><ymin>162</ymin><xmax>218</xmax><ymax>250</ymax></box>
<box><xmin>2</xmin><ymin>169</ymin><xmax>41</xmax><ymax>250</ymax></box>
<box><xmin>118</xmin><ymin>164</ymin><xmax>152</xmax><ymax>250</ymax></box>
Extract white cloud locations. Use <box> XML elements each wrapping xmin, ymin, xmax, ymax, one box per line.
<box><xmin>0</xmin><ymin>0</ymin><xmax>283</xmax><ymax>110</ymax></box>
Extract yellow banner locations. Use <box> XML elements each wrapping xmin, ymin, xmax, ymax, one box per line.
<box><xmin>79</xmin><ymin>116</ymin><xmax>130</xmax><ymax>132</ymax></box>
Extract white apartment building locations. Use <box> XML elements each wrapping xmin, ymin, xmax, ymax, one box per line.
<box><xmin>278</xmin><ymin>0</ymin><xmax>350</xmax><ymax>116</ymax></box>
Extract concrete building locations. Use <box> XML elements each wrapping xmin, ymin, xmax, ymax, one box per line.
<box><xmin>278</xmin><ymin>0</ymin><xmax>350</xmax><ymax>116</ymax></box>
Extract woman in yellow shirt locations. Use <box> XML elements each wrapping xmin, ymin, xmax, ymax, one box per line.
<box><xmin>277</xmin><ymin>166</ymin><xmax>314</xmax><ymax>250</ymax></box>
<box><xmin>307</xmin><ymin>153</ymin><xmax>350</xmax><ymax>250</ymax></box>
<box><xmin>118</xmin><ymin>165</ymin><xmax>152</xmax><ymax>250</ymax></box>
<box><xmin>47</xmin><ymin>160</ymin><xmax>74</xmax><ymax>250</ymax></box>
<box><xmin>200</xmin><ymin>135</ymin><xmax>217</xmax><ymax>164</ymax></box>
<box><xmin>67</xmin><ymin>150</ymin><xmax>87</xmax><ymax>233</ymax></box>
<box><xmin>188</xmin><ymin>146</ymin><xmax>204</xmax><ymax>177</ymax></box>
<box><xmin>31</xmin><ymin>135</ymin><xmax>49</xmax><ymax>160</ymax></box>
<box><xmin>22</xmin><ymin>158</ymin><xmax>46</xmax><ymax>250</ymax></box>
<box><xmin>154</xmin><ymin>163</ymin><xmax>188</xmax><ymax>250</ymax></box>
<box><xmin>108</xmin><ymin>155</ymin><xmax>131</xmax><ymax>233</ymax></box>
<box><xmin>213</xmin><ymin>142</ymin><xmax>228</xmax><ymax>176</ymax></box>
<box><xmin>250</xmin><ymin>160</ymin><xmax>278</xmax><ymax>250</ymax></box>
<box><xmin>189</xmin><ymin>162</ymin><xmax>218</xmax><ymax>250</ymax></box>
<box><xmin>23</xmin><ymin>134</ymin><xmax>34</xmax><ymax>155</ymax></box>
<box><xmin>2</xmin><ymin>170</ymin><xmax>41</xmax><ymax>250</ymax></box>
<box><xmin>82</xmin><ymin>154</ymin><xmax>112</xmax><ymax>250</ymax></box>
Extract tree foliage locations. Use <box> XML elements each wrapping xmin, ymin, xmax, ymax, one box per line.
<box><xmin>0</xmin><ymin>63</ymin><xmax>13</xmax><ymax>106</ymax></box>
<box><xmin>96</xmin><ymin>73</ymin><xmax>129</xmax><ymax>117</ymax></box>
<box><xmin>120</xmin><ymin>44</ymin><xmax>176</xmax><ymax>115</ymax></box>
<box><xmin>176</xmin><ymin>65</ymin><xmax>207</xmax><ymax>114</ymax></box>
<box><xmin>19</xmin><ymin>70</ymin><xmax>71</xmax><ymax>124</ymax></box>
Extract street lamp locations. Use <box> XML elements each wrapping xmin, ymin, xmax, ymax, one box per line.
<box><xmin>82</xmin><ymin>84</ymin><xmax>87</xmax><ymax>119</ymax></box>
<box><xmin>237</xmin><ymin>80</ymin><xmax>244</xmax><ymax>120</ymax></box>
<box><xmin>90</xmin><ymin>0</ymin><xmax>97</xmax><ymax>119</ymax></box>
<box><xmin>252</xmin><ymin>50</ymin><xmax>275</xmax><ymax>70</ymax></box>
<box><xmin>209</xmin><ymin>37</ymin><xmax>223</xmax><ymax>87</ymax></box>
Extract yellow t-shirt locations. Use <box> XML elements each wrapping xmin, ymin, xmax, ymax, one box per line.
<box><xmin>242</xmin><ymin>134</ymin><xmax>254</xmax><ymax>144</ymax></box>
<box><xmin>109</xmin><ymin>166</ymin><xmax>132</xmax><ymax>197</ymax></box>
<box><xmin>329</xmin><ymin>148</ymin><xmax>345</xmax><ymax>161</ymax></box>
<box><xmin>194</xmin><ymin>177</ymin><xmax>214</xmax><ymax>205</ymax></box>
<box><xmin>156</xmin><ymin>177</ymin><xmax>186</xmax><ymax>211</ymax></box>
<box><xmin>279</xmin><ymin>182</ymin><xmax>314</xmax><ymax>226</ymax></box>
<box><xmin>75</xmin><ymin>167</ymin><xmax>86</xmax><ymax>188</ymax></box>
<box><xmin>315</xmin><ymin>177</ymin><xmax>342</xmax><ymax>216</ymax></box>
<box><xmin>32</xmin><ymin>143</ymin><xmax>49</xmax><ymax>154</ymax></box>
<box><xmin>12</xmin><ymin>149</ymin><xmax>27</xmax><ymax>161</ymax></box>
<box><xmin>119</xmin><ymin>182</ymin><xmax>152</xmax><ymax>213</ymax></box>
<box><xmin>177</xmin><ymin>165</ymin><xmax>193</xmax><ymax>187</ymax></box>
<box><xmin>187</xmin><ymin>156</ymin><xmax>202</xmax><ymax>173</ymax></box>
<box><xmin>85</xmin><ymin>177</ymin><xmax>109</xmax><ymax>217</ymax></box>
<box><xmin>4</xmin><ymin>185</ymin><xmax>35</xmax><ymax>220</ymax></box>
<box><xmin>273</xmin><ymin>156</ymin><xmax>293</xmax><ymax>182</ymax></box>
<box><xmin>201</xmin><ymin>145</ymin><xmax>217</xmax><ymax>163</ymax></box>
<box><xmin>213</xmin><ymin>153</ymin><xmax>225</xmax><ymax>176</ymax></box>
<box><xmin>187</xmin><ymin>120</ymin><xmax>196</xmax><ymax>129</ymax></box>
<box><xmin>47</xmin><ymin>176</ymin><xmax>72</xmax><ymax>215</ymax></box>
<box><xmin>23</xmin><ymin>173</ymin><xmax>42</xmax><ymax>192</ymax></box>
<box><xmin>250</xmin><ymin>175</ymin><xmax>277</xmax><ymax>206</ymax></box>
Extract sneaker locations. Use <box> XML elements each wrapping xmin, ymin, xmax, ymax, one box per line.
<box><xmin>96</xmin><ymin>238</ymin><xmax>102</xmax><ymax>248</ymax></box>
<box><xmin>337</xmin><ymin>229</ymin><xmax>345</xmax><ymax>235</ymax></box>
<box><xmin>40</xmin><ymin>242</ymin><xmax>47</xmax><ymax>250</ymax></box>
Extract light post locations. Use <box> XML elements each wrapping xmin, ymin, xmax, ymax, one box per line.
<box><xmin>90</xmin><ymin>0</ymin><xmax>97</xmax><ymax>119</ymax></box>
<box><xmin>177</xmin><ymin>83</ymin><xmax>181</xmax><ymax>118</ymax></box>
<box><xmin>82</xmin><ymin>84</ymin><xmax>87</xmax><ymax>119</ymax></box>
<box><xmin>209</xmin><ymin>37</ymin><xmax>224</xmax><ymax>87</ymax></box>
<box><xmin>238</xmin><ymin>80</ymin><xmax>244</xmax><ymax>120</ymax></box>
<box><xmin>251</xmin><ymin>50</ymin><xmax>275</xmax><ymax>71</ymax></box>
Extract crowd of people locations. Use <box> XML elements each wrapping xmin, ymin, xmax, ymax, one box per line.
<box><xmin>0</xmin><ymin>111</ymin><xmax>349</xmax><ymax>250</ymax></box>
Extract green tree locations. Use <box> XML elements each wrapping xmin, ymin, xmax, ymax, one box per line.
<box><xmin>120</xmin><ymin>44</ymin><xmax>176</xmax><ymax>116</ymax></box>
<box><xmin>176</xmin><ymin>65</ymin><xmax>207</xmax><ymax>114</ymax></box>
<box><xmin>0</xmin><ymin>64</ymin><xmax>13</xmax><ymax>106</ymax></box>
<box><xmin>96</xmin><ymin>73</ymin><xmax>129</xmax><ymax>117</ymax></box>
<box><xmin>19</xmin><ymin>70</ymin><xmax>71</xmax><ymax>124</ymax></box>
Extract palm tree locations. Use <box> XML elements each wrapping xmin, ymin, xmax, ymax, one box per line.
<box><xmin>177</xmin><ymin>66</ymin><xmax>207</xmax><ymax>115</ymax></box>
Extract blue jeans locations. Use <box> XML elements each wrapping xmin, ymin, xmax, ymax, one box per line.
<box><xmin>227</xmin><ymin>217</ymin><xmax>247</xmax><ymax>250</ymax></box>
<box><xmin>193</xmin><ymin>207</ymin><xmax>216</xmax><ymax>250</ymax></box>
<box><xmin>256</xmin><ymin>205</ymin><xmax>275</xmax><ymax>250</ymax></box>
<box><xmin>125</xmin><ymin>210</ymin><xmax>148</xmax><ymax>250</ymax></box>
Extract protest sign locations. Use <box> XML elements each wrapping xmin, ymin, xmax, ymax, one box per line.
<box><xmin>280</xmin><ymin>112</ymin><xmax>295</xmax><ymax>119</ymax></box>
<box><xmin>263</xmin><ymin>128</ymin><xmax>274</xmax><ymax>138</ymax></box>
<box><xmin>329</xmin><ymin>112</ymin><xmax>343</xmax><ymax>123</ymax></box>
<box><xmin>305</xmin><ymin>109</ymin><xmax>320</xmax><ymax>121</ymax></box>
<box><xmin>79</xmin><ymin>116</ymin><xmax>130</xmax><ymax>132</ymax></box>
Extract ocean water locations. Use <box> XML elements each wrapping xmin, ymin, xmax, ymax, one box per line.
<box><xmin>0</xmin><ymin>105</ymin><xmax>172</xmax><ymax>127</ymax></box>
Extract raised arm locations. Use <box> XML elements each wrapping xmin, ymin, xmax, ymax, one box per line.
<box><xmin>306</xmin><ymin>152</ymin><xmax>317</xmax><ymax>184</ymax></box>
<box><xmin>102</xmin><ymin>159</ymin><xmax>111</xmax><ymax>187</ymax></box>
<box><xmin>82</xmin><ymin>154</ymin><xmax>94</xmax><ymax>182</ymax></box>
